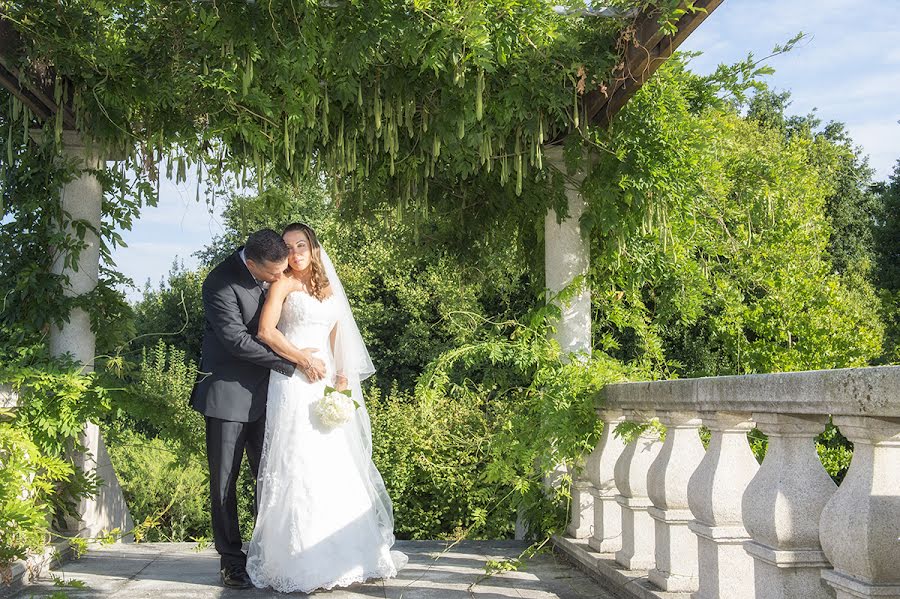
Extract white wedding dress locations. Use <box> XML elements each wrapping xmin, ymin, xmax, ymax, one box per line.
<box><xmin>246</xmin><ymin>290</ymin><xmax>405</xmax><ymax>593</ymax></box>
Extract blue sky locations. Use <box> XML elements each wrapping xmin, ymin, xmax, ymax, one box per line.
<box><xmin>112</xmin><ymin>0</ymin><xmax>900</xmax><ymax>301</ymax></box>
<box><xmin>680</xmin><ymin>0</ymin><xmax>900</xmax><ymax>181</ymax></box>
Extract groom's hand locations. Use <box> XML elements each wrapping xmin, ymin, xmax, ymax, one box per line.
<box><xmin>297</xmin><ymin>349</ymin><xmax>326</xmax><ymax>382</ymax></box>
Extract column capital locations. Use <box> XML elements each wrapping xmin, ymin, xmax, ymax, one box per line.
<box><xmin>699</xmin><ymin>410</ymin><xmax>754</xmax><ymax>432</ymax></box>
<box><xmin>29</xmin><ymin>129</ymin><xmax>126</xmax><ymax>161</ymax></box>
<box><xmin>831</xmin><ymin>415</ymin><xmax>900</xmax><ymax>444</ymax></box>
<box><xmin>751</xmin><ymin>412</ymin><xmax>830</xmax><ymax>437</ymax></box>
<box><xmin>655</xmin><ymin>410</ymin><xmax>702</xmax><ymax>427</ymax></box>
<box><xmin>596</xmin><ymin>408</ymin><xmax>626</xmax><ymax>422</ymax></box>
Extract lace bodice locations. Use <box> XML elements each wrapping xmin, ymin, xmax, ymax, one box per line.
<box><xmin>278</xmin><ymin>291</ymin><xmax>340</xmax><ymax>352</ymax></box>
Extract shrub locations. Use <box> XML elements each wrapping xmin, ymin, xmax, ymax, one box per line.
<box><xmin>107</xmin><ymin>432</ymin><xmax>210</xmax><ymax>542</ymax></box>
<box><xmin>107</xmin><ymin>341</ymin><xmax>204</xmax><ymax>457</ymax></box>
<box><xmin>0</xmin><ymin>422</ymin><xmax>73</xmax><ymax>565</ymax></box>
<box><xmin>367</xmin><ymin>383</ymin><xmax>516</xmax><ymax>540</ymax></box>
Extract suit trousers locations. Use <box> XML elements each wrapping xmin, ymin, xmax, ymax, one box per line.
<box><xmin>205</xmin><ymin>415</ymin><xmax>266</xmax><ymax>569</ymax></box>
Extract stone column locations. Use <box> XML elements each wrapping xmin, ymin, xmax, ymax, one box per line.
<box><xmin>742</xmin><ymin>413</ymin><xmax>836</xmax><ymax>599</ymax></box>
<box><xmin>567</xmin><ymin>475</ymin><xmax>595</xmax><ymax>538</ymax></box>
<box><xmin>543</xmin><ymin>145</ymin><xmax>590</xmax><ymax>358</ymax></box>
<box><xmin>544</xmin><ymin>145</ymin><xmax>593</xmax><ymax>541</ymax></box>
<box><xmin>49</xmin><ymin>131</ymin><xmax>133</xmax><ymax>540</ymax></box>
<box><xmin>50</xmin><ymin>133</ymin><xmax>103</xmax><ymax>367</ymax></box>
<box><xmin>614</xmin><ymin>412</ymin><xmax>663</xmax><ymax>570</ymax></box>
<box><xmin>647</xmin><ymin>411</ymin><xmax>705</xmax><ymax>592</ymax></box>
<box><xmin>588</xmin><ymin>409</ymin><xmax>628</xmax><ymax>553</ymax></box>
<box><xmin>687</xmin><ymin>411</ymin><xmax>759</xmax><ymax>599</ymax></box>
<box><xmin>819</xmin><ymin>416</ymin><xmax>900</xmax><ymax>599</ymax></box>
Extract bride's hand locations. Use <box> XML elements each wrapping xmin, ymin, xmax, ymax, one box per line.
<box><xmin>334</xmin><ymin>373</ymin><xmax>348</xmax><ymax>392</ymax></box>
<box><xmin>297</xmin><ymin>348</ymin><xmax>326</xmax><ymax>381</ymax></box>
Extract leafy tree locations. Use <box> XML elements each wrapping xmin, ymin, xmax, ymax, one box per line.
<box><xmin>131</xmin><ymin>263</ymin><xmax>208</xmax><ymax>365</ymax></box>
<box><xmin>873</xmin><ymin>161</ymin><xmax>900</xmax><ymax>363</ymax></box>
<box><xmin>135</xmin><ymin>179</ymin><xmax>540</xmax><ymax>390</ymax></box>
<box><xmin>874</xmin><ymin>161</ymin><xmax>900</xmax><ymax>290</ymax></box>
<box><xmin>816</xmin><ymin>123</ymin><xmax>881</xmax><ymax>278</ymax></box>
<box><xmin>585</xmin><ymin>56</ymin><xmax>883</xmax><ymax>375</ymax></box>
<box><xmin>747</xmin><ymin>89</ymin><xmax>882</xmax><ymax>280</ymax></box>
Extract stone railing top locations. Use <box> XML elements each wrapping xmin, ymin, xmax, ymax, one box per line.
<box><xmin>600</xmin><ymin>365</ymin><xmax>900</xmax><ymax>418</ymax></box>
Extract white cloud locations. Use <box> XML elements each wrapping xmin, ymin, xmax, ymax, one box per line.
<box><xmin>887</xmin><ymin>47</ymin><xmax>900</xmax><ymax>64</ymax></box>
<box><xmin>845</xmin><ymin>119</ymin><xmax>900</xmax><ymax>181</ymax></box>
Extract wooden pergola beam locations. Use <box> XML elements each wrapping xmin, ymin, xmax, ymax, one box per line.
<box><xmin>585</xmin><ymin>0</ymin><xmax>724</xmax><ymax>129</ymax></box>
<box><xmin>0</xmin><ymin>17</ymin><xmax>76</xmax><ymax>130</ymax></box>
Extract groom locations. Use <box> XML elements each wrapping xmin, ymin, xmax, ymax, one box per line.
<box><xmin>191</xmin><ymin>229</ymin><xmax>325</xmax><ymax>589</ymax></box>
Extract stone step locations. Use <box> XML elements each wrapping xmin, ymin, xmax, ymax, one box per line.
<box><xmin>552</xmin><ymin>535</ymin><xmax>686</xmax><ymax>599</ymax></box>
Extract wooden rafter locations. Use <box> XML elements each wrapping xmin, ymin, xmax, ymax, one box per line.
<box><xmin>585</xmin><ymin>0</ymin><xmax>724</xmax><ymax>129</ymax></box>
<box><xmin>0</xmin><ymin>17</ymin><xmax>76</xmax><ymax>130</ymax></box>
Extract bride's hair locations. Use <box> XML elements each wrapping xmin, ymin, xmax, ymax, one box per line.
<box><xmin>282</xmin><ymin>223</ymin><xmax>331</xmax><ymax>301</ymax></box>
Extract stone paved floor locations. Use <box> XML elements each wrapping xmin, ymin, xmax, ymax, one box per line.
<box><xmin>7</xmin><ymin>541</ymin><xmax>620</xmax><ymax>599</ymax></box>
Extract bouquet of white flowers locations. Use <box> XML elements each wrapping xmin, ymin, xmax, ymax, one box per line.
<box><xmin>312</xmin><ymin>386</ymin><xmax>360</xmax><ymax>429</ymax></box>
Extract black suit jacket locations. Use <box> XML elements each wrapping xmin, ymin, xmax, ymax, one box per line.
<box><xmin>190</xmin><ymin>248</ymin><xmax>295</xmax><ymax>422</ymax></box>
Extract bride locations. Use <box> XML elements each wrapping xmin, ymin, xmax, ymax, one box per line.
<box><xmin>247</xmin><ymin>222</ymin><xmax>406</xmax><ymax>593</ymax></box>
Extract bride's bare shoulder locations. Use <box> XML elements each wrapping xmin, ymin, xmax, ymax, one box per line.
<box><xmin>269</xmin><ymin>275</ymin><xmax>300</xmax><ymax>297</ymax></box>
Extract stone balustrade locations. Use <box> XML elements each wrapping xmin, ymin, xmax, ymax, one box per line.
<box><xmin>554</xmin><ymin>366</ymin><xmax>900</xmax><ymax>599</ymax></box>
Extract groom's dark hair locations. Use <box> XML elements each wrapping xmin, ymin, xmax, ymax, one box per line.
<box><xmin>244</xmin><ymin>229</ymin><xmax>289</xmax><ymax>264</ymax></box>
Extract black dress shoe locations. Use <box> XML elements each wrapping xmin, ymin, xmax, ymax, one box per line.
<box><xmin>221</xmin><ymin>565</ymin><xmax>253</xmax><ymax>589</ymax></box>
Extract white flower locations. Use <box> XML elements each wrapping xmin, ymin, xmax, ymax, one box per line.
<box><xmin>312</xmin><ymin>388</ymin><xmax>358</xmax><ymax>429</ymax></box>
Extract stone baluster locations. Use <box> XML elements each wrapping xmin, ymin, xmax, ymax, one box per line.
<box><xmin>819</xmin><ymin>416</ymin><xmax>900</xmax><ymax>599</ymax></box>
<box><xmin>687</xmin><ymin>411</ymin><xmax>759</xmax><ymax>599</ymax></box>
<box><xmin>614</xmin><ymin>411</ymin><xmax>663</xmax><ymax>570</ymax></box>
<box><xmin>742</xmin><ymin>413</ymin><xmax>836</xmax><ymax>599</ymax></box>
<box><xmin>588</xmin><ymin>409</ymin><xmax>628</xmax><ymax>553</ymax></box>
<box><xmin>647</xmin><ymin>411</ymin><xmax>705</xmax><ymax>592</ymax></box>
<box><xmin>567</xmin><ymin>471</ymin><xmax>595</xmax><ymax>538</ymax></box>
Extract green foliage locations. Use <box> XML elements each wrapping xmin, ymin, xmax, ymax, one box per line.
<box><xmin>418</xmin><ymin>301</ymin><xmax>642</xmax><ymax>539</ymax></box>
<box><xmin>0</xmin><ymin>355</ymin><xmax>113</xmax><ymax>527</ymax></box>
<box><xmin>816</xmin><ymin>421</ymin><xmax>853</xmax><ymax>484</ymax></box>
<box><xmin>586</xmin><ymin>56</ymin><xmax>883</xmax><ymax>376</ymax></box>
<box><xmin>0</xmin><ymin>349</ymin><xmax>119</xmax><ymax>564</ymax></box>
<box><xmin>874</xmin><ymin>161</ymin><xmax>900</xmax><ymax>290</ymax></box>
<box><xmin>873</xmin><ymin>161</ymin><xmax>900</xmax><ymax>364</ymax></box>
<box><xmin>0</xmin><ymin>93</ymin><xmax>152</xmax><ymax>358</ymax></box>
<box><xmin>365</xmin><ymin>299</ymin><xmax>642</xmax><ymax>541</ymax></box>
<box><xmin>0</xmin><ymin>422</ymin><xmax>73</xmax><ymax>564</ymax></box>
<box><xmin>131</xmin><ymin>264</ymin><xmax>207</xmax><ymax>365</ymax></box>
<box><xmin>105</xmin><ymin>341</ymin><xmax>204</xmax><ymax>457</ymax></box>
<box><xmin>748</xmin><ymin>91</ymin><xmax>882</xmax><ymax>281</ymax></box>
<box><xmin>107</xmin><ymin>432</ymin><xmax>210</xmax><ymax>543</ymax></box>
<box><xmin>367</xmin><ymin>383</ymin><xmax>514</xmax><ymax>540</ymax></box>
<box><xmin>0</xmin><ymin>0</ymin><xmax>684</xmax><ymax>216</ymax></box>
